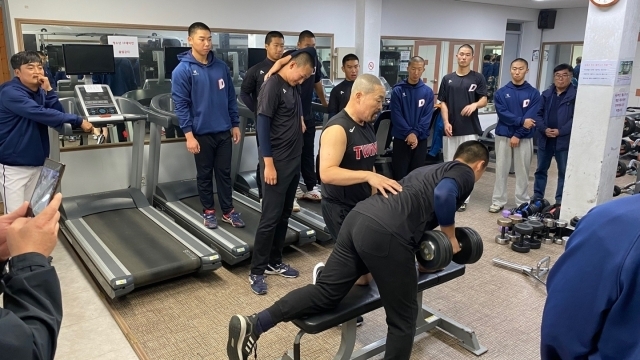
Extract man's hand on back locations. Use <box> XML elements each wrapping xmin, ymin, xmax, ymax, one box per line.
<box><xmin>7</xmin><ymin>193</ymin><xmax>62</xmax><ymax>258</ymax></box>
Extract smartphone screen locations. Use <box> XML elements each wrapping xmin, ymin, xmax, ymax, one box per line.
<box><xmin>27</xmin><ymin>159</ymin><xmax>65</xmax><ymax>217</ymax></box>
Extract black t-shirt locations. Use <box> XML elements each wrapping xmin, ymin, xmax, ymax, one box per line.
<box><xmin>353</xmin><ymin>161</ymin><xmax>475</xmax><ymax>245</ymax></box>
<box><xmin>438</xmin><ymin>71</ymin><xmax>487</xmax><ymax>136</ymax></box>
<box><xmin>257</xmin><ymin>74</ymin><xmax>303</xmax><ymax>161</ymax></box>
<box><xmin>321</xmin><ymin>110</ymin><xmax>377</xmax><ymax>208</ymax></box>
<box><xmin>327</xmin><ymin>80</ymin><xmax>354</xmax><ymax>116</ymax></box>
<box><xmin>241</xmin><ymin>58</ymin><xmax>275</xmax><ymax>114</ymax></box>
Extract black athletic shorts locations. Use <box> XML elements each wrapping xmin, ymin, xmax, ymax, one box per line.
<box><xmin>321</xmin><ymin>200</ymin><xmax>354</xmax><ymax>240</ymax></box>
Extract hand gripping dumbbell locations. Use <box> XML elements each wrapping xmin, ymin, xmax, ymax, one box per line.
<box><xmin>554</xmin><ymin>220</ymin><xmax>568</xmax><ymax>245</ymax></box>
<box><xmin>526</xmin><ymin>220</ymin><xmax>544</xmax><ymax>249</ymax></box>
<box><xmin>542</xmin><ymin>218</ymin><xmax>556</xmax><ymax>245</ymax></box>
<box><xmin>417</xmin><ymin>227</ymin><xmax>484</xmax><ymax>271</ymax></box>
<box><xmin>511</xmin><ymin>223</ymin><xmax>533</xmax><ymax>253</ymax></box>
<box><xmin>496</xmin><ymin>218</ymin><xmax>512</xmax><ymax>245</ymax></box>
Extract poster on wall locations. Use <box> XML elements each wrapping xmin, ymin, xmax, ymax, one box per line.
<box><xmin>610</xmin><ymin>88</ymin><xmax>630</xmax><ymax>118</ymax></box>
<box><xmin>107</xmin><ymin>36</ymin><xmax>139</xmax><ymax>58</ymax></box>
<box><xmin>399</xmin><ymin>62</ymin><xmax>408</xmax><ymax>72</ymax></box>
<box><xmin>580</xmin><ymin>60</ymin><xmax>617</xmax><ymax>86</ymax></box>
<box><xmin>615</xmin><ymin>59</ymin><xmax>634</xmax><ymax>86</ymax></box>
<box><xmin>532</xmin><ymin>50</ymin><xmax>540</xmax><ymax>62</ymax></box>
<box><xmin>543</xmin><ymin>50</ymin><xmax>549</xmax><ymax>61</ymax></box>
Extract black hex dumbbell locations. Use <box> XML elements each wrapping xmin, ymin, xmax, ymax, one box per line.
<box><xmin>526</xmin><ymin>220</ymin><xmax>544</xmax><ymax>249</ymax></box>
<box><xmin>511</xmin><ymin>223</ymin><xmax>533</xmax><ymax>253</ymax></box>
<box><xmin>543</xmin><ymin>218</ymin><xmax>555</xmax><ymax>245</ymax></box>
<box><xmin>554</xmin><ymin>220</ymin><xmax>568</xmax><ymax>245</ymax></box>
<box><xmin>509</xmin><ymin>214</ymin><xmax>523</xmax><ymax>236</ymax></box>
<box><xmin>496</xmin><ymin>218</ymin><xmax>512</xmax><ymax>245</ymax></box>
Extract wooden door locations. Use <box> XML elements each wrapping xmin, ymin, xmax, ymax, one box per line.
<box><xmin>413</xmin><ymin>41</ymin><xmax>441</xmax><ymax>94</ymax></box>
<box><xmin>0</xmin><ymin>7</ymin><xmax>10</xmax><ymax>83</ymax></box>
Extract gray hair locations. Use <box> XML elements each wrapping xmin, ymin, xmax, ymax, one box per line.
<box><xmin>351</xmin><ymin>74</ymin><xmax>384</xmax><ymax>95</ymax></box>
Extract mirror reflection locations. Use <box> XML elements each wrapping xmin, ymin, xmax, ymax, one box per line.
<box><xmin>380</xmin><ymin>38</ymin><xmax>503</xmax><ymax>113</ymax></box>
<box><xmin>18</xmin><ymin>22</ymin><xmax>334</xmax><ymax>147</ymax></box>
<box><xmin>538</xmin><ymin>42</ymin><xmax>583</xmax><ymax>90</ymax></box>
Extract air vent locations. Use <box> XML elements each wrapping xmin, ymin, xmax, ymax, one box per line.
<box><xmin>506</xmin><ymin>23</ymin><xmax>522</xmax><ymax>32</ymax></box>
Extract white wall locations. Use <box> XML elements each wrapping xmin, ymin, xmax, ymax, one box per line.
<box><xmin>541</xmin><ymin>8</ymin><xmax>589</xmax><ymax>43</ymax></box>
<box><xmin>6</xmin><ymin>0</ymin><xmax>355</xmax><ymax>50</ymax></box>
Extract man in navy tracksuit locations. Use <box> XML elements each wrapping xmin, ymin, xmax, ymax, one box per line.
<box><xmin>172</xmin><ymin>22</ymin><xmax>244</xmax><ymax>229</ymax></box>
<box><xmin>0</xmin><ymin>51</ymin><xmax>93</xmax><ymax>214</ymax></box>
<box><xmin>390</xmin><ymin>56</ymin><xmax>435</xmax><ymax>180</ymax></box>
<box><xmin>489</xmin><ymin>58</ymin><xmax>540</xmax><ymax>213</ymax></box>
<box><xmin>533</xmin><ymin>64</ymin><xmax>576</xmax><ymax>205</ymax></box>
<box><xmin>541</xmin><ymin>194</ymin><xmax>640</xmax><ymax>359</ymax></box>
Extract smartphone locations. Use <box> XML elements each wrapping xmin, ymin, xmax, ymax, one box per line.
<box><xmin>27</xmin><ymin>159</ymin><xmax>65</xmax><ymax>217</ymax></box>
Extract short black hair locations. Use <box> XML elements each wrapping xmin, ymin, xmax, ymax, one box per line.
<box><xmin>458</xmin><ymin>44</ymin><xmax>474</xmax><ymax>56</ymax></box>
<box><xmin>265</xmin><ymin>31</ymin><xmax>284</xmax><ymax>45</ymax></box>
<box><xmin>554</xmin><ymin>63</ymin><xmax>574</xmax><ymax>74</ymax></box>
<box><xmin>292</xmin><ymin>51</ymin><xmax>314</xmax><ymax>68</ymax></box>
<box><xmin>298</xmin><ymin>30</ymin><xmax>315</xmax><ymax>43</ymax></box>
<box><xmin>409</xmin><ymin>56</ymin><xmax>425</xmax><ymax>66</ymax></box>
<box><xmin>576</xmin><ymin>56</ymin><xmax>582</xmax><ymax>64</ymax></box>
<box><xmin>188</xmin><ymin>22</ymin><xmax>211</xmax><ymax>36</ymax></box>
<box><xmin>99</xmin><ymin>35</ymin><xmax>109</xmax><ymax>44</ymax></box>
<box><xmin>342</xmin><ymin>53</ymin><xmax>359</xmax><ymax>66</ymax></box>
<box><xmin>36</xmin><ymin>51</ymin><xmax>46</xmax><ymax>57</ymax></box>
<box><xmin>483</xmin><ymin>54</ymin><xmax>492</xmax><ymax>61</ymax></box>
<box><xmin>511</xmin><ymin>58</ymin><xmax>529</xmax><ymax>68</ymax></box>
<box><xmin>10</xmin><ymin>51</ymin><xmax>42</xmax><ymax>70</ymax></box>
<box><xmin>454</xmin><ymin>140</ymin><xmax>489</xmax><ymax>168</ymax></box>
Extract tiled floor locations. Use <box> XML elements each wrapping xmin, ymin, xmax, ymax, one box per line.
<box><xmin>51</xmin><ymin>238</ymin><xmax>139</xmax><ymax>360</ymax></box>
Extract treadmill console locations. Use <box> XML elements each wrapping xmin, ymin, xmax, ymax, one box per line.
<box><xmin>74</xmin><ymin>85</ymin><xmax>120</xmax><ymax>117</ymax></box>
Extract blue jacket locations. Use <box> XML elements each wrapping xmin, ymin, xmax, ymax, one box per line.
<box><xmin>541</xmin><ymin>194</ymin><xmax>640</xmax><ymax>360</ymax></box>
<box><xmin>171</xmin><ymin>51</ymin><xmax>239</xmax><ymax>135</ymax></box>
<box><xmin>494</xmin><ymin>81</ymin><xmax>541</xmax><ymax>139</ymax></box>
<box><xmin>536</xmin><ymin>85</ymin><xmax>576</xmax><ymax>151</ymax></box>
<box><xmin>92</xmin><ymin>58</ymin><xmax>138</xmax><ymax>96</ymax></box>
<box><xmin>428</xmin><ymin>111</ymin><xmax>444</xmax><ymax>157</ymax></box>
<box><xmin>0</xmin><ymin>78</ymin><xmax>82</xmax><ymax>166</ymax></box>
<box><xmin>482</xmin><ymin>62</ymin><xmax>493</xmax><ymax>80</ymax></box>
<box><xmin>390</xmin><ymin>79</ymin><xmax>434</xmax><ymax>141</ymax></box>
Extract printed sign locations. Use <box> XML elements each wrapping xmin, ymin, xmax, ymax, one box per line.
<box><xmin>107</xmin><ymin>36</ymin><xmax>139</xmax><ymax>58</ymax></box>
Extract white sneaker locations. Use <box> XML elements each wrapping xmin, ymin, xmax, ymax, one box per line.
<box><xmin>295</xmin><ymin>186</ymin><xmax>305</xmax><ymax>199</ymax></box>
<box><xmin>312</xmin><ymin>262</ymin><xmax>325</xmax><ymax>284</ymax></box>
<box><xmin>303</xmin><ymin>188</ymin><xmax>322</xmax><ymax>201</ymax></box>
<box><xmin>293</xmin><ymin>199</ymin><xmax>301</xmax><ymax>212</ymax></box>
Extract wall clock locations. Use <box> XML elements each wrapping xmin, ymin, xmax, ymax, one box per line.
<box><xmin>590</xmin><ymin>0</ymin><xmax>619</xmax><ymax>7</ymax></box>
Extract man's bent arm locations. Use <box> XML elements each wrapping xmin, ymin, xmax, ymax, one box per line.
<box><xmin>319</xmin><ymin>126</ymin><xmax>373</xmax><ymax>186</ymax></box>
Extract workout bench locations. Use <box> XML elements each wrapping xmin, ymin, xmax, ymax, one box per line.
<box><xmin>279</xmin><ymin>263</ymin><xmax>487</xmax><ymax>360</ymax></box>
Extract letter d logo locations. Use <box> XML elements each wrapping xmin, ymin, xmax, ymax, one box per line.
<box><xmin>418</xmin><ymin>99</ymin><xmax>425</xmax><ymax>107</ymax></box>
<box><xmin>218</xmin><ymin>79</ymin><xmax>225</xmax><ymax>89</ymax></box>
<box><xmin>523</xmin><ymin>99</ymin><xmax>530</xmax><ymax>108</ymax></box>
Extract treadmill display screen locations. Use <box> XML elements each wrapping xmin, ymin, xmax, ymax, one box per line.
<box><xmin>77</xmin><ymin>86</ymin><xmax>118</xmax><ymax>116</ymax></box>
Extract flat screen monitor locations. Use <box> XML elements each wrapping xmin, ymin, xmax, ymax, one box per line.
<box><xmin>164</xmin><ymin>47</ymin><xmax>191</xmax><ymax>77</ymax></box>
<box><xmin>63</xmin><ymin>44</ymin><xmax>115</xmax><ymax>75</ymax></box>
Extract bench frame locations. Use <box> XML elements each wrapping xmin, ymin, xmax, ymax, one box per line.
<box><xmin>279</xmin><ymin>290</ymin><xmax>488</xmax><ymax>360</ymax></box>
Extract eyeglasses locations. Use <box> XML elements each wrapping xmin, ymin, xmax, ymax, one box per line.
<box><xmin>554</xmin><ymin>74</ymin><xmax>571</xmax><ymax>79</ymax></box>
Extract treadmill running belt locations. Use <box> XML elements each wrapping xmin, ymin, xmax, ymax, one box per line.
<box><xmin>181</xmin><ymin>196</ymin><xmax>299</xmax><ymax>248</ymax></box>
<box><xmin>299</xmin><ymin>198</ymin><xmax>322</xmax><ymax>215</ymax></box>
<box><xmin>83</xmin><ymin>209</ymin><xmax>200</xmax><ymax>287</ymax></box>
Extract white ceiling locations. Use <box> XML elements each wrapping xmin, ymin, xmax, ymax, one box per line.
<box><xmin>454</xmin><ymin>0</ymin><xmax>588</xmax><ymax>9</ymax></box>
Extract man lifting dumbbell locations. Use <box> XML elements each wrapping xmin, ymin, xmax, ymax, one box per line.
<box><xmin>228</xmin><ymin>141</ymin><xmax>489</xmax><ymax>360</ymax></box>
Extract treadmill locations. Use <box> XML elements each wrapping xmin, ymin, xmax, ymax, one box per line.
<box><xmin>56</xmin><ymin>85</ymin><xmax>221</xmax><ymax>299</ymax></box>
<box><xmin>147</xmin><ymin>94</ymin><xmax>316</xmax><ymax>266</ymax></box>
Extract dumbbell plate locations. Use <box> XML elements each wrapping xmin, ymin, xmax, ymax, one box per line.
<box><xmin>417</xmin><ymin>230</ymin><xmax>453</xmax><ymax>271</ymax></box>
<box><xmin>453</xmin><ymin>227</ymin><xmax>484</xmax><ymax>265</ymax></box>
<box><xmin>509</xmin><ymin>215</ymin><xmax>523</xmax><ymax>224</ymax></box>
<box><xmin>497</xmin><ymin>218</ymin><xmax>512</xmax><ymax>227</ymax></box>
<box><xmin>514</xmin><ymin>222</ymin><xmax>534</xmax><ymax>235</ymax></box>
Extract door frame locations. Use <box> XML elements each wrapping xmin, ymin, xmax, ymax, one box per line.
<box><xmin>413</xmin><ymin>40</ymin><xmax>441</xmax><ymax>93</ymax></box>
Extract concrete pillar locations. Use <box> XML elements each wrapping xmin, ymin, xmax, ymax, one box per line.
<box><xmin>355</xmin><ymin>0</ymin><xmax>382</xmax><ymax>76</ymax></box>
<box><xmin>563</xmin><ymin>0</ymin><xmax>640</xmax><ymax>219</ymax></box>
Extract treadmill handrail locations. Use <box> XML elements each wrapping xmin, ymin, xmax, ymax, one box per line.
<box><xmin>114</xmin><ymin>97</ymin><xmax>172</xmax><ymax>128</ymax></box>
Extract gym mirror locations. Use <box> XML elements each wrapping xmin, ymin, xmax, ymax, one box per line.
<box><xmin>380</xmin><ymin>37</ymin><xmax>503</xmax><ymax>114</ymax></box>
<box><xmin>16</xmin><ymin>20</ymin><xmax>334</xmax><ymax>147</ymax></box>
<box><xmin>537</xmin><ymin>42</ymin><xmax>583</xmax><ymax>91</ymax></box>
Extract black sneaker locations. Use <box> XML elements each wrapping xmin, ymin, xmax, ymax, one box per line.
<box><xmin>227</xmin><ymin>314</ymin><xmax>259</xmax><ymax>360</ymax></box>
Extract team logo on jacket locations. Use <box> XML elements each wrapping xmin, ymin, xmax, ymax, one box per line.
<box><xmin>523</xmin><ymin>99</ymin><xmax>530</xmax><ymax>108</ymax></box>
<box><xmin>218</xmin><ymin>79</ymin><xmax>225</xmax><ymax>89</ymax></box>
<box><xmin>469</xmin><ymin>84</ymin><xmax>477</xmax><ymax>92</ymax></box>
<box><xmin>353</xmin><ymin>143</ymin><xmax>378</xmax><ymax>160</ymax></box>
<box><xmin>192</xmin><ymin>70</ymin><xmax>199</xmax><ymax>76</ymax></box>
<box><xmin>418</xmin><ymin>99</ymin><xmax>426</xmax><ymax>107</ymax></box>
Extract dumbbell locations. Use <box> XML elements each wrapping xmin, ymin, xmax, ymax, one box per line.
<box><xmin>511</xmin><ymin>223</ymin><xmax>533</xmax><ymax>253</ymax></box>
<box><xmin>543</xmin><ymin>218</ymin><xmax>555</xmax><ymax>245</ymax></box>
<box><xmin>554</xmin><ymin>220</ymin><xmax>568</xmax><ymax>245</ymax></box>
<box><xmin>496</xmin><ymin>218</ymin><xmax>512</xmax><ymax>245</ymax></box>
<box><xmin>570</xmin><ymin>216</ymin><xmax>581</xmax><ymax>228</ymax></box>
<box><xmin>417</xmin><ymin>227</ymin><xmax>484</xmax><ymax>271</ymax></box>
<box><xmin>509</xmin><ymin>215</ymin><xmax>523</xmax><ymax>236</ymax></box>
<box><xmin>526</xmin><ymin>220</ymin><xmax>544</xmax><ymax>249</ymax></box>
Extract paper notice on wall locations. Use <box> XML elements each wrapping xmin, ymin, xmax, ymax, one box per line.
<box><xmin>399</xmin><ymin>62</ymin><xmax>408</xmax><ymax>72</ymax></box>
<box><xmin>580</xmin><ymin>60</ymin><xmax>617</xmax><ymax>86</ymax></box>
<box><xmin>108</xmin><ymin>36</ymin><xmax>139</xmax><ymax>58</ymax></box>
<box><xmin>400</xmin><ymin>51</ymin><xmax>411</xmax><ymax>61</ymax></box>
<box><xmin>615</xmin><ymin>59</ymin><xmax>634</xmax><ymax>86</ymax></box>
<box><xmin>610</xmin><ymin>88</ymin><xmax>630</xmax><ymax>118</ymax></box>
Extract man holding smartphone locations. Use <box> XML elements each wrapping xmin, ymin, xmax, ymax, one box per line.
<box><xmin>0</xmin><ymin>51</ymin><xmax>93</xmax><ymax>214</ymax></box>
